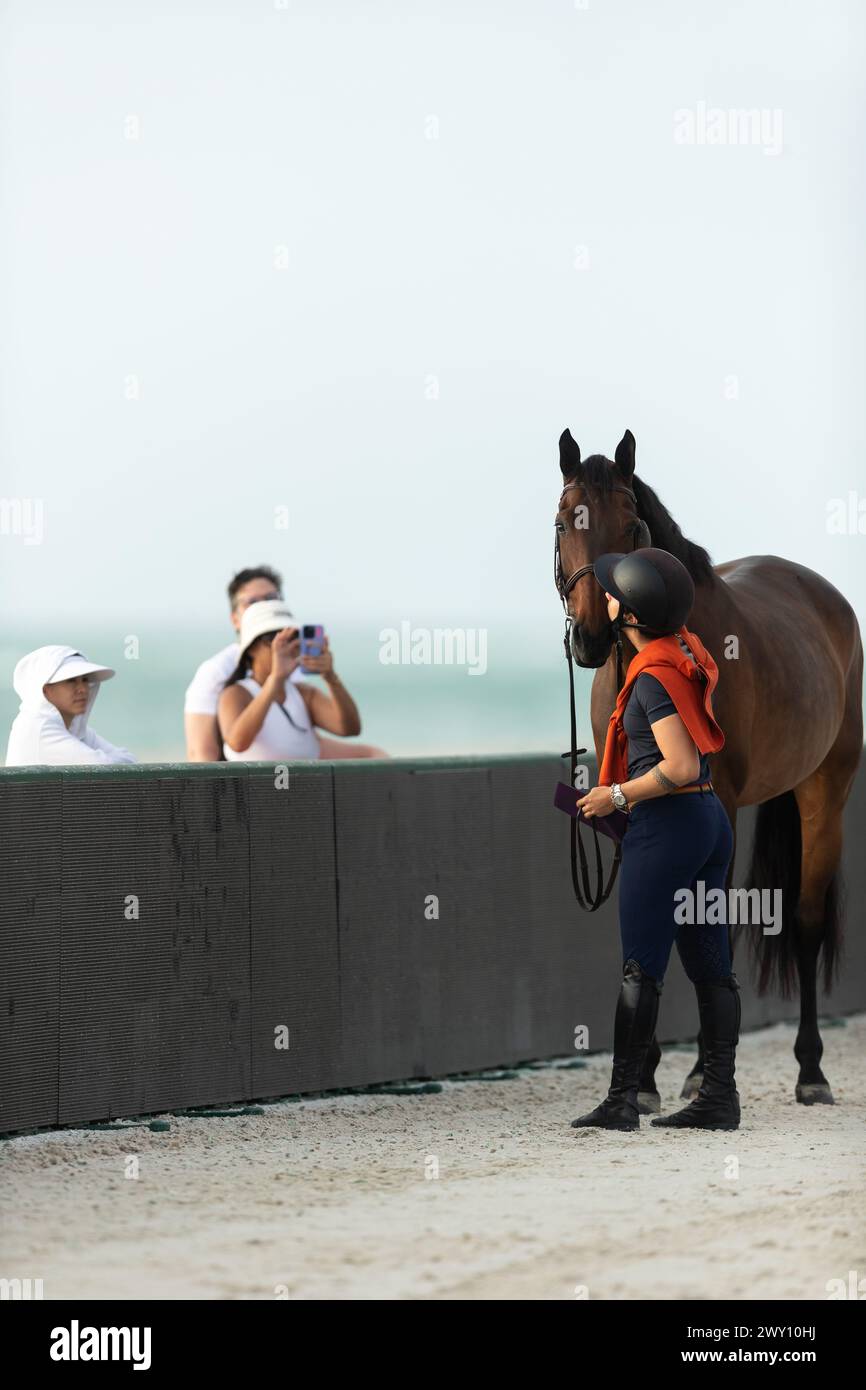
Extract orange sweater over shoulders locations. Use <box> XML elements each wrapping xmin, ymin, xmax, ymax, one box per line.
<box><xmin>598</xmin><ymin>627</ymin><xmax>725</xmax><ymax>787</ymax></box>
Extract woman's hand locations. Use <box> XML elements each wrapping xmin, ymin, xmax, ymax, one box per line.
<box><xmin>576</xmin><ymin>785</ymin><xmax>616</xmax><ymax>818</ymax></box>
<box><xmin>269</xmin><ymin>627</ymin><xmax>300</xmax><ymax>681</ymax></box>
<box><xmin>297</xmin><ymin>635</ymin><xmax>362</xmax><ymax>737</ymax></box>
<box><xmin>297</xmin><ymin>634</ymin><xmax>335</xmax><ymax>681</ymax></box>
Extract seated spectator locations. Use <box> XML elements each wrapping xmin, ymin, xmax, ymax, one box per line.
<box><xmin>185</xmin><ymin>565</ymin><xmax>386</xmax><ymax>760</ymax></box>
<box><xmin>5</xmin><ymin>646</ymin><xmax>136</xmax><ymax>767</ymax></box>
<box><xmin>218</xmin><ymin>601</ymin><xmax>383</xmax><ymax>762</ymax></box>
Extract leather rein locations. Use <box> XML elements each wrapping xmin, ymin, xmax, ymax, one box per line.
<box><xmin>555</xmin><ymin>479</ymin><xmax>645</xmax><ymax>912</ymax></box>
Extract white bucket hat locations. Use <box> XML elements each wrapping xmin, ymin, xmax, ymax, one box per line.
<box><xmin>237</xmin><ymin>599</ymin><xmax>295</xmax><ymax>657</ymax></box>
<box><xmin>45</xmin><ymin>652</ymin><xmax>115</xmax><ymax>685</ymax></box>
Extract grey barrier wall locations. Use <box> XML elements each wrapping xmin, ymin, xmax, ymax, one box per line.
<box><xmin>2</xmin><ymin>755</ymin><xmax>865</xmax><ymax>1135</ymax></box>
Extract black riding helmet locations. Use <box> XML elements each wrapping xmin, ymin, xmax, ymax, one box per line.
<box><xmin>593</xmin><ymin>547</ymin><xmax>695</xmax><ymax>635</ymax></box>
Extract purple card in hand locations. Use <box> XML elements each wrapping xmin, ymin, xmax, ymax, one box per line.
<box><xmin>553</xmin><ymin>782</ymin><xmax>629</xmax><ymax>844</ymax></box>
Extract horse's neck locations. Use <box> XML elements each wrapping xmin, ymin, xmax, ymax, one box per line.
<box><xmin>690</xmin><ymin>569</ymin><xmax>744</xmax><ymax>651</ymax></box>
<box><xmin>616</xmin><ymin>640</ymin><xmax>650</xmax><ymax>683</ymax></box>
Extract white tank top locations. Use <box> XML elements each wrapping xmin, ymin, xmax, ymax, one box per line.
<box><xmin>223</xmin><ymin>677</ymin><xmax>321</xmax><ymax>762</ymax></box>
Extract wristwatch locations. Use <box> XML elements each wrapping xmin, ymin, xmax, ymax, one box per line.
<box><xmin>610</xmin><ymin>783</ymin><xmax>629</xmax><ymax>812</ymax></box>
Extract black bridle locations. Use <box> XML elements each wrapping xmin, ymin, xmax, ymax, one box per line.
<box><xmin>554</xmin><ymin>480</ymin><xmax>643</xmax><ymax>606</ymax></box>
<box><xmin>555</xmin><ymin>479</ymin><xmax>646</xmax><ymax>912</ymax></box>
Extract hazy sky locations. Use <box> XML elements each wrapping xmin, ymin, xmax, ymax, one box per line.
<box><xmin>1</xmin><ymin>0</ymin><xmax>864</xmax><ymax>639</ymax></box>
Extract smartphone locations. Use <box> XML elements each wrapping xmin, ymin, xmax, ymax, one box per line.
<box><xmin>298</xmin><ymin>624</ymin><xmax>325</xmax><ymax>675</ymax></box>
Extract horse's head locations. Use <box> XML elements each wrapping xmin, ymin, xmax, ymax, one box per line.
<box><xmin>554</xmin><ymin>427</ymin><xmax>650</xmax><ymax>668</ymax></box>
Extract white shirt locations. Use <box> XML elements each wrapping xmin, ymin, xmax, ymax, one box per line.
<box><xmin>222</xmin><ymin>677</ymin><xmax>321</xmax><ymax>762</ymax></box>
<box><xmin>184</xmin><ymin>642</ymin><xmax>303</xmax><ymax>716</ymax></box>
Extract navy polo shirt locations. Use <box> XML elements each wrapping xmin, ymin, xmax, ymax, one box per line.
<box><xmin>623</xmin><ymin>673</ymin><xmax>711</xmax><ymax>786</ymax></box>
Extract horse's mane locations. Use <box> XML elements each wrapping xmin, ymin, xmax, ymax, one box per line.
<box><xmin>576</xmin><ymin>454</ymin><xmax>715</xmax><ymax>585</ymax></box>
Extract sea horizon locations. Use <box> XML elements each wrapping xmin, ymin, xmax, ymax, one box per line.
<box><xmin>0</xmin><ymin>619</ymin><xmax>591</xmax><ymax>764</ymax></box>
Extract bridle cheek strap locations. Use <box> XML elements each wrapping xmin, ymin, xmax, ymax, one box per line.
<box><xmin>554</xmin><ymin>480</ymin><xmax>644</xmax><ymax>610</ymax></box>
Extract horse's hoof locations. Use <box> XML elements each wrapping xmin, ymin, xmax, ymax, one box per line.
<box><xmin>680</xmin><ymin>1073</ymin><xmax>702</xmax><ymax>1100</ymax></box>
<box><xmin>637</xmin><ymin>1090</ymin><xmax>661</xmax><ymax>1115</ymax></box>
<box><xmin>795</xmin><ymin>1082</ymin><xmax>834</xmax><ymax>1105</ymax></box>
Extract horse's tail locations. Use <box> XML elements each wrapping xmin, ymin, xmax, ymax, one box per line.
<box><xmin>738</xmin><ymin>792</ymin><xmax>842</xmax><ymax>998</ymax></box>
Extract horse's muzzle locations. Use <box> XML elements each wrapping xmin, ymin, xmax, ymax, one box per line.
<box><xmin>570</xmin><ymin>623</ymin><xmax>614</xmax><ymax>669</ymax></box>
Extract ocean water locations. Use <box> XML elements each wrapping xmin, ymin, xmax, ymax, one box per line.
<box><xmin>0</xmin><ymin>622</ymin><xmax>597</xmax><ymax>764</ymax></box>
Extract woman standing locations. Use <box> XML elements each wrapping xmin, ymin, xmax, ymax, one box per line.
<box><xmin>571</xmin><ymin>548</ymin><xmax>740</xmax><ymax>1132</ymax></box>
<box><xmin>218</xmin><ymin>600</ymin><xmax>368</xmax><ymax>761</ymax></box>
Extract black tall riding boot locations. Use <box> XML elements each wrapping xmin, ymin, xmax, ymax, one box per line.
<box><xmin>652</xmin><ymin>974</ymin><xmax>741</xmax><ymax>1131</ymax></box>
<box><xmin>571</xmin><ymin>959</ymin><xmax>662</xmax><ymax>1131</ymax></box>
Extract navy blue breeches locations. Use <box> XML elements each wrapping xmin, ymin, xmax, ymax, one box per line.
<box><xmin>618</xmin><ymin>790</ymin><xmax>734</xmax><ymax>984</ymax></box>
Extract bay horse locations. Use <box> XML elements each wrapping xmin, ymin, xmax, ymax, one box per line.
<box><xmin>555</xmin><ymin>427</ymin><xmax>863</xmax><ymax>1106</ymax></box>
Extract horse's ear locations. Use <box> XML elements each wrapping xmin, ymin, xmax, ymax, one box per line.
<box><xmin>559</xmin><ymin>428</ymin><xmax>581</xmax><ymax>479</ymax></box>
<box><xmin>614</xmin><ymin>429</ymin><xmax>636</xmax><ymax>481</ymax></box>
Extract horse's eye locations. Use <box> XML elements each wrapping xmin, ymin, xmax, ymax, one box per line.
<box><xmin>555</xmin><ymin>521</ymin><xmax>566</xmax><ymax>534</ymax></box>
